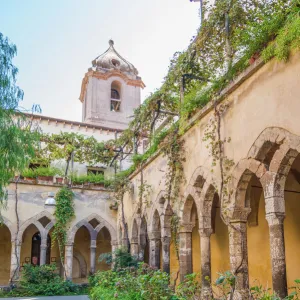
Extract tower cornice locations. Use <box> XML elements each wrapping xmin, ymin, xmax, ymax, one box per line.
<box><xmin>79</xmin><ymin>69</ymin><xmax>145</xmax><ymax>103</ymax></box>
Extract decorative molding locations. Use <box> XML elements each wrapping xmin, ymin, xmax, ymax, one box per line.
<box><xmin>79</xmin><ymin>69</ymin><xmax>145</xmax><ymax>103</ymax></box>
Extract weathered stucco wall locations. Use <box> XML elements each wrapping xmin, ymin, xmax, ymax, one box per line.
<box><xmin>121</xmin><ymin>52</ymin><xmax>300</xmax><ymax>294</ymax></box>
<box><xmin>0</xmin><ymin>182</ymin><xmax>117</xmax><ymax>284</ymax></box>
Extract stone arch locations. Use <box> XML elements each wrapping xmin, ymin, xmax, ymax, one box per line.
<box><xmin>180</xmin><ymin>191</ymin><xmax>199</xmax><ymax>226</ymax></box>
<box><xmin>18</xmin><ymin>211</ymin><xmax>55</xmax><ymax>242</ymax></box>
<box><xmin>148</xmin><ymin>191</ymin><xmax>167</xmax><ymax>231</ymax></box>
<box><xmin>69</xmin><ymin>214</ymin><xmax>117</xmax><ymax>243</ymax></box>
<box><xmin>73</xmin><ymin>251</ymin><xmax>87</xmax><ymax>278</ymax></box>
<box><xmin>69</xmin><ymin>220</ymin><xmax>94</xmax><ymax>243</ymax></box>
<box><xmin>1</xmin><ymin>216</ymin><xmax>15</xmax><ymax>239</ymax></box>
<box><xmin>229</xmin><ymin>158</ymin><xmax>267</xmax><ymax>215</ymax></box>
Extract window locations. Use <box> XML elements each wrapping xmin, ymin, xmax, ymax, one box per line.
<box><xmin>111</xmin><ymin>81</ymin><xmax>121</xmax><ymax>112</ymax></box>
<box><xmin>87</xmin><ymin>167</ymin><xmax>104</xmax><ymax>176</ymax></box>
<box><xmin>29</xmin><ymin>163</ymin><xmax>48</xmax><ymax>169</ymax></box>
<box><xmin>31</xmin><ymin>232</ymin><xmax>51</xmax><ymax>265</ymax></box>
<box><xmin>111</xmin><ymin>89</ymin><xmax>120</xmax><ymax>100</ymax></box>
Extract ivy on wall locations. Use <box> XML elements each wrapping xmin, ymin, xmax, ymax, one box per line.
<box><xmin>52</xmin><ymin>187</ymin><xmax>75</xmax><ymax>264</ymax></box>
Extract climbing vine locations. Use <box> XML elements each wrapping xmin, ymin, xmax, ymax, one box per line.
<box><xmin>52</xmin><ymin>187</ymin><xmax>75</xmax><ymax>265</ymax></box>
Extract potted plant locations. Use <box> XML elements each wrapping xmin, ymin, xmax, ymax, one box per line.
<box><xmin>88</xmin><ymin>173</ymin><xmax>105</xmax><ymax>189</ymax></box>
<box><xmin>71</xmin><ymin>175</ymin><xmax>85</xmax><ymax>187</ymax></box>
<box><xmin>21</xmin><ymin>169</ymin><xmax>36</xmax><ymax>184</ymax></box>
<box><xmin>35</xmin><ymin>167</ymin><xmax>60</xmax><ymax>183</ymax></box>
<box><xmin>54</xmin><ymin>169</ymin><xmax>64</xmax><ymax>184</ymax></box>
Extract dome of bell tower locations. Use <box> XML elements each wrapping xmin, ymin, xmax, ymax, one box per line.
<box><xmin>92</xmin><ymin>40</ymin><xmax>138</xmax><ymax>76</ymax></box>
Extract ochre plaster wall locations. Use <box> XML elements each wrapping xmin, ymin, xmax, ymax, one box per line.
<box><xmin>73</xmin><ymin>227</ymin><xmax>90</xmax><ymax>279</ymax></box>
<box><xmin>122</xmin><ymin>53</ymin><xmax>300</xmax><ymax>289</ymax></box>
<box><xmin>192</xmin><ymin>224</ymin><xmax>201</xmax><ymax>274</ymax></box>
<box><xmin>95</xmin><ymin>228</ymin><xmax>112</xmax><ymax>272</ymax></box>
<box><xmin>248</xmin><ymin>193</ymin><xmax>272</xmax><ymax>288</ymax></box>
<box><xmin>211</xmin><ymin>208</ymin><xmax>230</xmax><ymax>282</ymax></box>
<box><xmin>0</xmin><ymin>226</ymin><xmax>11</xmax><ymax>285</ymax></box>
<box><xmin>284</xmin><ymin>172</ymin><xmax>300</xmax><ymax>287</ymax></box>
<box><xmin>170</xmin><ymin>242</ymin><xmax>180</xmax><ymax>283</ymax></box>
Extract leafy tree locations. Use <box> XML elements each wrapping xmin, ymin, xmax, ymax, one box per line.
<box><xmin>41</xmin><ymin>132</ymin><xmax>114</xmax><ymax>177</ymax></box>
<box><xmin>0</xmin><ymin>32</ymin><xmax>40</xmax><ymax>202</ymax></box>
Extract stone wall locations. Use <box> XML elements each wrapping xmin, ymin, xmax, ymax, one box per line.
<box><xmin>0</xmin><ymin>182</ymin><xmax>117</xmax><ymax>285</ymax></box>
<box><xmin>120</xmin><ymin>52</ymin><xmax>300</xmax><ymax>299</ymax></box>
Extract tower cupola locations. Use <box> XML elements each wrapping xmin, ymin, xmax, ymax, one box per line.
<box><xmin>79</xmin><ymin>40</ymin><xmax>145</xmax><ymax>130</ymax></box>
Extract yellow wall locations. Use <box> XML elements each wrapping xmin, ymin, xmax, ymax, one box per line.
<box><xmin>211</xmin><ymin>208</ymin><xmax>230</xmax><ymax>283</ymax></box>
<box><xmin>192</xmin><ymin>224</ymin><xmax>201</xmax><ymax>274</ymax></box>
<box><xmin>170</xmin><ymin>241</ymin><xmax>179</xmax><ymax>284</ymax></box>
<box><xmin>284</xmin><ymin>173</ymin><xmax>300</xmax><ymax>287</ymax></box>
<box><xmin>95</xmin><ymin>228</ymin><xmax>112</xmax><ymax>272</ymax></box>
<box><xmin>0</xmin><ymin>226</ymin><xmax>11</xmax><ymax>285</ymax></box>
<box><xmin>73</xmin><ymin>226</ymin><xmax>90</xmax><ymax>280</ymax></box>
<box><xmin>248</xmin><ymin>193</ymin><xmax>272</xmax><ymax>288</ymax></box>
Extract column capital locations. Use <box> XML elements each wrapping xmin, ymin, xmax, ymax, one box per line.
<box><xmin>179</xmin><ymin>223</ymin><xmax>194</xmax><ymax>233</ymax></box>
<box><xmin>131</xmin><ymin>237</ymin><xmax>138</xmax><ymax>244</ymax></box>
<box><xmin>230</xmin><ymin>208</ymin><xmax>251</xmax><ymax>223</ymax></box>
<box><xmin>111</xmin><ymin>240</ymin><xmax>118</xmax><ymax>247</ymax></box>
<box><xmin>11</xmin><ymin>239</ymin><xmax>22</xmax><ymax>246</ymax></box>
<box><xmin>40</xmin><ymin>244</ymin><xmax>48</xmax><ymax>250</ymax></box>
<box><xmin>266</xmin><ymin>212</ymin><xmax>285</xmax><ymax>226</ymax></box>
<box><xmin>161</xmin><ymin>236</ymin><xmax>171</xmax><ymax>245</ymax></box>
<box><xmin>199</xmin><ymin>228</ymin><xmax>213</xmax><ymax>237</ymax></box>
<box><xmin>90</xmin><ymin>239</ymin><xmax>97</xmax><ymax>248</ymax></box>
<box><xmin>65</xmin><ymin>242</ymin><xmax>74</xmax><ymax>247</ymax></box>
<box><xmin>148</xmin><ymin>231</ymin><xmax>161</xmax><ymax>240</ymax></box>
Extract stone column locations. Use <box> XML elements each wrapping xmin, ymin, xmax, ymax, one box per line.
<box><xmin>64</xmin><ymin>243</ymin><xmax>73</xmax><ymax>281</ymax></box>
<box><xmin>10</xmin><ymin>239</ymin><xmax>21</xmax><ymax>283</ymax></box>
<box><xmin>199</xmin><ymin>228</ymin><xmax>213</xmax><ymax>298</ymax></box>
<box><xmin>161</xmin><ymin>236</ymin><xmax>171</xmax><ymax>274</ymax></box>
<box><xmin>179</xmin><ymin>224</ymin><xmax>193</xmax><ymax>282</ymax></box>
<box><xmin>90</xmin><ymin>239</ymin><xmax>97</xmax><ymax>275</ymax></box>
<box><xmin>149</xmin><ymin>231</ymin><xmax>161</xmax><ymax>269</ymax></box>
<box><xmin>139</xmin><ymin>234</ymin><xmax>146</xmax><ymax>262</ymax></box>
<box><xmin>130</xmin><ymin>237</ymin><xmax>139</xmax><ymax>259</ymax></box>
<box><xmin>40</xmin><ymin>239</ymin><xmax>48</xmax><ymax>266</ymax></box>
<box><xmin>266</xmin><ymin>213</ymin><xmax>287</xmax><ymax>298</ymax></box>
<box><xmin>111</xmin><ymin>240</ymin><xmax>118</xmax><ymax>270</ymax></box>
<box><xmin>228</xmin><ymin>215</ymin><xmax>250</xmax><ymax>300</ymax></box>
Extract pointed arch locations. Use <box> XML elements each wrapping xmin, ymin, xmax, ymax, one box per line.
<box><xmin>17</xmin><ymin>211</ymin><xmax>55</xmax><ymax>242</ymax></box>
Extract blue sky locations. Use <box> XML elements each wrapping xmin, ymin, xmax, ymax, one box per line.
<box><xmin>1</xmin><ymin>0</ymin><xmax>200</xmax><ymax>121</ymax></box>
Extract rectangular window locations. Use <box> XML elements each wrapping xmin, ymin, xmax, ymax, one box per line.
<box><xmin>87</xmin><ymin>167</ymin><xmax>104</xmax><ymax>176</ymax></box>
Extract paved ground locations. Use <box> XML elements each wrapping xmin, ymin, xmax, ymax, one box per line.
<box><xmin>1</xmin><ymin>296</ymin><xmax>89</xmax><ymax>300</ymax></box>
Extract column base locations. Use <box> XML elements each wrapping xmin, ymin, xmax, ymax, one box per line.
<box><xmin>232</xmin><ymin>288</ymin><xmax>250</xmax><ymax>300</ymax></box>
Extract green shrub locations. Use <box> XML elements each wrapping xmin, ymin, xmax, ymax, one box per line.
<box><xmin>21</xmin><ymin>168</ymin><xmax>36</xmax><ymax>178</ymax></box>
<box><xmin>35</xmin><ymin>166</ymin><xmax>62</xmax><ymax>177</ymax></box>
<box><xmin>99</xmin><ymin>247</ymin><xmax>138</xmax><ymax>271</ymax></box>
<box><xmin>89</xmin><ymin>264</ymin><xmax>176</xmax><ymax>300</ymax></box>
<box><xmin>71</xmin><ymin>173</ymin><xmax>106</xmax><ymax>185</ymax></box>
<box><xmin>176</xmin><ymin>273</ymin><xmax>201</xmax><ymax>300</ymax></box>
<box><xmin>2</xmin><ymin>264</ymin><xmax>86</xmax><ymax>297</ymax></box>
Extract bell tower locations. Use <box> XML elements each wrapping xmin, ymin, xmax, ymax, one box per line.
<box><xmin>79</xmin><ymin>40</ymin><xmax>145</xmax><ymax>130</ymax></box>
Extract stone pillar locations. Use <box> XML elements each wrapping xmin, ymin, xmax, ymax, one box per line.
<box><xmin>161</xmin><ymin>236</ymin><xmax>171</xmax><ymax>274</ymax></box>
<box><xmin>111</xmin><ymin>240</ymin><xmax>118</xmax><ymax>270</ymax></box>
<box><xmin>149</xmin><ymin>231</ymin><xmax>161</xmax><ymax>269</ymax></box>
<box><xmin>10</xmin><ymin>240</ymin><xmax>21</xmax><ymax>283</ymax></box>
<box><xmin>199</xmin><ymin>228</ymin><xmax>213</xmax><ymax>298</ymax></box>
<box><xmin>179</xmin><ymin>224</ymin><xmax>193</xmax><ymax>282</ymax></box>
<box><xmin>228</xmin><ymin>216</ymin><xmax>250</xmax><ymax>300</ymax></box>
<box><xmin>139</xmin><ymin>234</ymin><xmax>146</xmax><ymax>262</ymax></box>
<box><xmin>90</xmin><ymin>239</ymin><xmax>97</xmax><ymax>275</ymax></box>
<box><xmin>64</xmin><ymin>243</ymin><xmax>73</xmax><ymax>281</ymax></box>
<box><xmin>266</xmin><ymin>213</ymin><xmax>287</xmax><ymax>298</ymax></box>
<box><xmin>40</xmin><ymin>239</ymin><xmax>48</xmax><ymax>266</ymax></box>
<box><xmin>130</xmin><ymin>238</ymin><xmax>139</xmax><ymax>259</ymax></box>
